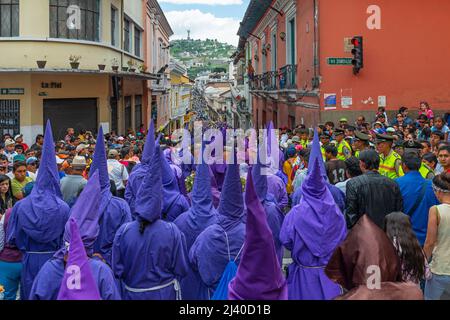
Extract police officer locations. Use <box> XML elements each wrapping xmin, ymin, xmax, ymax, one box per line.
<box><xmin>334</xmin><ymin>128</ymin><xmax>352</xmax><ymax>161</ymax></box>
<box><xmin>320</xmin><ymin>133</ymin><xmax>331</xmax><ymax>161</ymax></box>
<box><xmin>375</xmin><ymin>133</ymin><xmax>404</xmax><ymax>179</ymax></box>
<box><xmin>352</xmin><ymin>131</ymin><xmax>370</xmax><ymax>158</ymax></box>
<box><xmin>402</xmin><ymin>140</ymin><xmax>435</xmax><ymax>180</ymax></box>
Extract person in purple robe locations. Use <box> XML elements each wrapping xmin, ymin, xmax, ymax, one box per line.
<box><xmin>280</xmin><ymin>154</ymin><xmax>347</xmax><ymax>300</ymax></box>
<box><xmin>125</xmin><ymin>120</ymin><xmax>155</xmax><ymax>215</ymax></box>
<box><xmin>190</xmin><ymin>154</ymin><xmax>246</xmax><ymax>299</ymax></box>
<box><xmin>267</xmin><ymin>174</ymin><xmax>289</xmax><ymax>211</ymax></box>
<box><xmin>164</xmin><ymin>147</ymin><xmax>190</xmax><ymax>205</ymax></box>
<box><xmin>160</xmin><ymin>148</ymin><xmax>190</xmax><ymax>222</ymax></box>
<box><xmin>210</xmin><ymin>163</ymin><xmax>226</xmax><ymax>192</ymax></box>
<box><xmin>29</xmin><ymin>172</ymin><xmax>121</xmax><ymax>300</ymax></box>
<box><xmin>228</xmin><ymin>168</ymin><xmax>288</xmax><ymax>300</ymax></box>
<box><xmin>7</xmin><ymin>120</ymin><xmax>70</xmax><ymax>300</ymax></box>
<box><xmin>246</xmin><ymin>159</ymin><xmax>285</xmax><ymax>264</ymax></box>
<box><xmin>209</xmin><ymin>166</ymin><xmax>221</xmax><ymax>208</ymax></box>
<box><xmin>89</xmin><ymin>126</ymin><xmax>132</xmax><ymax>266</ymax></box>
<box><xmin>57</xmin><ymin>218</ymin><xmax>101</xmax><ymax>300</ymax></box>
<box><xmin>174</xmin><ymin>161</ymin><xmax>219</xmax><ymax>300</ymax></box>
<box><xmin>112</xmin><ymin>140</ymin><xmax>189</xmax><ymax>300</ymax></box>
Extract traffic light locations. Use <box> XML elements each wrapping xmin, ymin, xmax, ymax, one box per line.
<box><xmin>351</xmin><ymin>36</ymin><xmax>364</xmax><ymax>75</ymax></box>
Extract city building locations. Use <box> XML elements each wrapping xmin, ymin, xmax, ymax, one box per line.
<box><xmin>0</xmin><ymin>0</ymin><xmax>159</xmax><ymax>142</ymax></box>
<box><xmin>169</xmin><ymin>59</ymin><xmax>192</xmax><ymax>131</ymax></box>
<box><xmin>237</xmin><ymin>0</ymin><xmax>450</xmax><ymax>129</ymax></box>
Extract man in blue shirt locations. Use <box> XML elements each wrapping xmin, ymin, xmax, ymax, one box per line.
<box><xmin>395</xmin><ymin>146</ymin><xmax>439</xmax><ymax>246</ymax></box>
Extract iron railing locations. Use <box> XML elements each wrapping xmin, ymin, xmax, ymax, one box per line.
<box><xmin>279</xmin><ymin>64</ymin><xmax>297</xmax><ymax>89</ymax></box>
<box><xmin>250</xmin><ymin>65</ymin><xmax>297</xmax><ymax>91</ymax></box>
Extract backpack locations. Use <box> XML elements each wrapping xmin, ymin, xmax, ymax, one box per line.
<box><xmin>211</xmin><ymin>229</ymin><xmax>244</xmax><ymax>300</ymax></box>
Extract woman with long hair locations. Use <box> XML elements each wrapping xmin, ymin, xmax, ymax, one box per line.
<box><xmin>0</xmin><ymin>175</ymin><xmax>13</xmax><ymax>214</ymax></box>
<box><xmin>384</xmin><ymin>212</ymin><xmax>429</xmax><ymax>284</ymax></box>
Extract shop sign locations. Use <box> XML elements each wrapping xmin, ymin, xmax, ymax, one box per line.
<box><xmin>41</xmin><ymin>82</ymin><xmax>62</xmax><ymax>89</ymax></box>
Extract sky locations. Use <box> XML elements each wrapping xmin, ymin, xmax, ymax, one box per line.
<box><xmin>159</xmin><ymin>0</ymin><xmax>250</xmax><ymax>47</ymax></box>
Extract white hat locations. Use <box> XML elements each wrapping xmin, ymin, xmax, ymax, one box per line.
<box><xmin>14</xmin><ymin>134</ymin><xmax>23</xmax><ymax>140</ymax></box>
<box><xmin>55</xmin><ymin>156</ymin><xmax>64</xmax><ymax>165</ymax></box>
<box><xmin>5</xmin><ymin>139</ymin><xmax>15</xmax><ymax>147</ymax></box>
<box><xmin>72</xmin><ymin>156</ymin><xmax>87</xmax><ymax>168</ymax></box>
<box><xmin>76</xmin><ymin>144</ymin><xmax>90</xmax><ymax>153</ymax></box>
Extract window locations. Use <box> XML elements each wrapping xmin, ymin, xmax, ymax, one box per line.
<box><xmin>288</xmin><ymin>18</ymin><xmax>296</xmax><ymax>64</ymax></box>
<box><xmin>0</xmin><ymin>0</ymin><xmax>19</xmax><ymax>37</ymax></box>
<box><xmin>271</xmin><ymin>30</ymin><xmax>277</xmax><ymax>71</ymax></box>
<box><xmin>134</xmin><ymin>27</ymin><xmax>141</xmax><ymax>57</ymax></box>
<box><xmin>124</xmin><ymin>96</ymin><xmax>132</xmax><ymax>132</ymax></box>
<box><xmin>261</xmin><ymin>37</ymin><xmax>266</xmax><ymax>73</ymax></box>
<box><xmin>111</xmin><ymin>6</ymin><xmax>118</xmax><ymax>46</ymax></box>
<box><xmin>0</xmin><ymin>100</ymin><xmax>20</xmax><ymax>136</ymax></box>
<box><xmin>134</xmin><ymin>95</ymin><xmax>142</xmax><ymax>131</ymax></box>
<box><xmin>124</xmin><ymin>18</ymin><xmax>130</xmax><ymax>52</ymax></box>
<box><xmin>50</xmin><ymin>0</ymin><xmax>100</xmax><ymax>42</ymax></box>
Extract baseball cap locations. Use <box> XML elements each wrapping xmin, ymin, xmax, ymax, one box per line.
<box><xmin>5</xmin><ymin>139</ymin><xmax>15</xmax><ymax>147</ymax></box>
<box><xmin>108</xmin><ymin>149</ymin><xmax>119</xmax><ymax>158</ymax></box>
<box><xmin>14</xmin><ymin>134</ymin><xmax>23</xmax><ymax>140</ymax></box>
<box><xmin>386</xmin><ymin>127</ymin><xmax>396</xmax><ymax>133</ymax></box>
<box><xmin>26</xmin><ymin>157</ymin><xmax>39</xmax><ymax>165</ymax></box>
<box><xmin>13</xmin><ymin>154</ymin><xmax>26</xmax><ymax>163</ymax></box>
<box><xmin>339</xmin><ymin>117</ymin><xmax>348</xmax><ymax>123</ymax></box>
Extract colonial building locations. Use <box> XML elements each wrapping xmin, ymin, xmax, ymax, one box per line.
<box><xmin>169</xmin><ymin>59</ymin><xmax>192</xmax><ymax>131</ymax></box>
<box><xmin>0</xmin><ymin>0</ymin><xmax>164</xmax><ymax>142</ymax></box>
<box><xmin>237</xmin><ymin>0</ymin><xmax>450</xmax><ymax>129</ymax></box>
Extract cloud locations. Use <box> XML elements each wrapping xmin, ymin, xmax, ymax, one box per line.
<box><xmin>166</xmin><ymin>10</ymin><xmax>240</xmax><ymax>46</ymax></box>
<box><xmin>160</xmin><ymin>0</ymin><xmax>243</xmax><ymax>5</ymax></box>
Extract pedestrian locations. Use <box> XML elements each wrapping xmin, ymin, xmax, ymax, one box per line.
<box><xmin>0</xmin><ymin>207</ymin><xmax>22</xmax><ymax>300</ymax></box>
<box><xmin>112</xmin><ymin>142</ymin><xmax>188</xmax><ymax>300</ymax></box>
<box><xmin>333</xmin><ymin>128</ymin><xmax>352</xmax><ymax>161</ymax></box>
<box><xmin>345</xmin><ymin>150</ymin><xmax>403</xmax><ymax>229</ymax></box>
<box><xmin>29</xmin><ymin>134</ymin><xmax>44</xmax><ymax>152</ymax></box>
<box><xmin>384</xmin><ymin>212</ymin><xmax>430</xmax><ymax>285</ymax></box>
<box><xmin>424</xmin><ymin>173</ymin><xmax>450</xmax><ymax>299</ymax></box>
<box><xmin>351</xmin><ymin>131</ymin><xmax>370</xmax><ymax>158</ymax></box>
<box><xmin>326</xmin><ymin>215</ymin><xmax>423</xmax><ymax>300</ymax></box>
<box><xmin>376</xmin><ymin>133</ymin><xmax>404</xmax><ymax>179</ymax></box>
<box><xmin>107</xmin><ymin>149</ymin><xmax>129</xmax><ymax>199</ymax></box>
<box><xmin>10</xmin><ymin>162</ymin><xmax>33</xmax><ymax>201</ymax></box>
<box><xmin>228</xmin><ymin>169</ymin><xmax>288</xmax><ymax>300</ymax></box>
<box><xmin>0</xmin><ymin>175</ymin><xmax>14</xmax><ymax>213</ymax></box>
<box><xmin>324</xmin><ymin>145</ymin><xmax>347</xmax><ymax>185</ymax></box>
<box><xmin>190</xmin><ymin>156</ymin><xmax>245</xmax><ymax>299</ymax></box>
<box><xmin>438</xmin><ymin>145</ymin><xmax>450</xmax><ymax>173</ymax></box>
<box><xmin>64</xmin><ymin>128</ymin><xmax>75</xmax><ymax>144</ymax></box>
<box><xmin>174</xmin><ymin>161</ymin><xmax>218</xmax><ymax>300</ymax></box>
<box><xmin>29</xmin><ymin>172</ymin><xmax>121</xmax><ymax>300</ymax></box>
<box><xmin>422</xmin><ymin>152</ymin><xmax>438</xmax><ymax>174</ymax></box>
<box><xmin>2</xmin><ymin>139</ymin><xmax>18</xmax><ymax>167</ymax></box>
<box><xmin>280</xmin><ymin>147</ymin><xmax>347</xmax><ymax>300</ymax></box>
<box><xmin>283</xmin><ymin>145</ymin><xmax>297</xmax><ymax>195</ymax></box>
<box><xmin>6</xmin><ymin>121</ymin><xmax>70</xmax><ymax>300</ymax></box>
<box><xmin>395</xmin><ymin>150</ymin><xmax>439</xmax><ymax>246</ymax></box>
<box><xmin>26</xmin><ymin>157</ymin><xmax>38</xmax><ymax>175</ymax></box>
<box><xmin>14</xmin><ymin>134</ymin><xmax>28</xmax><ymax>152</ymax></box>
<box><xmin>60</xmin><ymin>156</ymin><xmax>87</xmax><ymax>207</ymax></box>
<box><xmin>419</xmin><ymin>101</ymin><xmax>434</xmax><ymax>120</ymax></box>
<box><xmin>335</xmin><ymin>156</ymin><xmax>363</xmax><ymax>194</ymax></box>
<box><xmin>432</xmin><ymin>116</ymin><xmax>449</xmax><ymax>142</ymax></box>
<box><xmin>0</xmin><ymin>155</ymin><xmax>8</xmax><ymax>176</ymax></box>
<box><xmin>89</xmin><ymin>126</ymin><xmax>131</xmax><ymax>266</ymax></box>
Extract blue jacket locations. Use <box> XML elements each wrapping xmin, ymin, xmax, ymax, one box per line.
<box><xmin>395</xmin><ymin>171</ymin><xmax>439</xmax><ymax>246</ymax></box>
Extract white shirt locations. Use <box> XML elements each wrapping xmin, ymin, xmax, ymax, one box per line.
<box><xmin>107</xmin><ymin>159</ymin><xmax>129</xmax><ymax>191</ymax></box>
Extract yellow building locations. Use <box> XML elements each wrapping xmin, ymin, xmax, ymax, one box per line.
<box><xmin>169</xmin><ymin>60</ymin><xmax>192</xmax><ymax>132</ymax></box>
<box><xmin>0</xmin><ymin>0</ymin><xmax>158</xmax><ymax>143</ymax></box>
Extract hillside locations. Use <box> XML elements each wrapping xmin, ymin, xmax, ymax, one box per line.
<box><xmin>170</xmin><ymin>39</ymin><xmax>236</xmax><ymax>79</ymax></box>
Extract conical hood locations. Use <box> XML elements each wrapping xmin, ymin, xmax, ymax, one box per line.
<box><xmin>141</xmin><ymin>120</ymin><xmax>155</xmax><ymax>165</ymax></box>
<box><xmin>32</xmin><ymin>120</ymin><xmax>62</xmax><ymax>198</ymax></box>
<box><xmin>309</xmin><ymin>129</ymin><xmax>327</xmax><ymax>180</ymax></box>
<box><xmin>292</xmin><ymin>156</ymin><xmax>347</xmax><ymax>258</ymax></box>
<box><xmin>63</xmin><ymin>171</ymin><xmax>102</xmax><ymax>253</ymax></box>
<box><xmin>57</xmin><ymin>218</ymin><xmax>101</xmax><ymax>300</ymax></box>
<box><xmin>191</xmin><ymin>161</ymin><xmax>214</xmax><ymax>216</ymax></box>
<box><xmin>228</xmin><ymin>167</ymin><xmax>287</xmax><ymax>300</ymax></box>
<box><xmin>135</xmin><ymin>140</ymin><xmax>163</xmax><ymax>223</ymax></box>
<box><xmin>267</xmin><ymin>121</ymin><xmax>274</xmax><ymax>155</ymax></box>
<box><xmin>89</xmin><ymin>126</ymin><xmax>110</xmax><ymax>192</ymax></box>
<box><xmin>251</xmin><ymin>153</ymin><xmax>268</xmax><ymax>201</ymax></box>
<box><xmin>218</xmin><ymin>149</ymin><xmax>243</xmax><ymax>220</ymax></box>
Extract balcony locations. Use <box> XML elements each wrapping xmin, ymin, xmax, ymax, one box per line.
<box><xmin>279</xmin><ymin>64</ymin><xmax>297</xmax><ymax>90</ymax></box>
<box><xmin>250</xmin><ymin>65</ymin><xmax>297</xmax><ymax>92</ymax></box>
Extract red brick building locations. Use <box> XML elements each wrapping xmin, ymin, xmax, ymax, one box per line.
<box><xmin>237</xmin><ymin>0</ymin><xmax>450</xmax><ymax>129</ymax></box>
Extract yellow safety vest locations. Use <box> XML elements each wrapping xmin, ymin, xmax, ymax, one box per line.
<box><xmin>419</xmin><ymin>162</ymin><xmax>434</xmax><ymax>180</ymax></box>
<box><xmin>321</xmin><ymin>146</ymin><xmax>326</xmax><ymax>161</ymax></box>
<box><xmin>300</xmin><ymin>140</ymin><xmax>309</xmax><ymax>149</ymax></box>
<box><xmin>336</xmin><ymin>140</ymin><xmax>351</xmax><ymax>161</ymax></box>
<box><xmin>379</xmin><ymin>150</ymin><xmax>404</xmax><ymax>179</ymax></box>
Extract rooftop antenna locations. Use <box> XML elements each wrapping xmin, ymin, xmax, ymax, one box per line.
<box><xmin>187</xmin><ymin>29</ymin><xmax>191</xmax><ymax>40</ymax></box>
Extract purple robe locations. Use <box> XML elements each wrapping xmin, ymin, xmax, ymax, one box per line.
<box><xmin>267</xmin><ymin>174</ymin><xmax>289</xmax><ymax>211</ymax></box>
<box><xmin>90</xmin><ymin>126</ymin><xmax>132</xmax><ymax>265</ymax></box>
<box><xmin>280</xmin><ymin>131</ymin><xmax>347</xmax><ymax>300</ymax></box>
<box><xmin>190</xmin><ymin>161</ymin><xmax>245</xmax><ymax>298</ymax></box>
<box><xmin>112</xmin><ymin>142</ymin><xmax>189</xmax><ymax>300</ymax></box>
<box><xmin>292</xmin><ymin>181</ymin><xmax>346</xmax><ymax>213</ymax></box>
<box><xmin>6</xmin><ymin>121</ymin><xmax>70</xmax><ymax>300</ymax></box>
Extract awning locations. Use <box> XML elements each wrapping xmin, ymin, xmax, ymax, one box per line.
<box><xmin>0</xmin><ymin>68</ymin><xmax>160</xmax><ymax>81</ymax></box>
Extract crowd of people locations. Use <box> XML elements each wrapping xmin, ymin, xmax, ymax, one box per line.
<box><xmin>0</xmin><ymin>103</ymin><xmax>449</xmax><ymax>301</ymax></box>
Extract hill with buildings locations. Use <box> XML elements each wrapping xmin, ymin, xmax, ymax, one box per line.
<box><xmin>170</xmin><ymin>38</ymin><xmax>236</xmax><ymax>79</ymax></box>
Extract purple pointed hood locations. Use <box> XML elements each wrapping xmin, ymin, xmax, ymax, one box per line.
<box><xmin>20</xmin><ymin>120</ymin><xmax>68</xmax><ymax>243</ymax></box>
<box><xmin>89</xmin><ymin>126</ymin><xmax>113</xmax><ymax>214</ymax></box>
<box><xmin>191</xmin><ymin>162</ymin><xmax>215</xmax><ymax>217</ymax></box>
<box><xmin>57</xmin><ymin>218</ymin><xmax>101</xmax><ymax>300</ymax></box>
<box><xmin>228</xmin><ymin>167</ymin><xmax>288</xmax><ymax>300</ymax></box>
<box><xmin>141</xmin><ymin>120</ymin><xmax>155</xmax><ymax>165</ymax></box>
<box><xmin>267</xmin><ymin>121</ymin><xmax>275</xmax><ymax>155</ymax></box>
<box><xmin>135</xmin><ymin>140</ymin><xmax>163</xmax><ymax>223</ymax></box>
<box><xmin>209</xmin><ymin>165</ymin><xmax>221</xmax><ymax>208</ymax></box>
<box><xmin>309</xmin><ymin>129</ymin><xmax>327</xmax><ymax>180</ymax></box>
<box><xmin>218</xmin><ymin>151</ymin><xmax>244</xmax><ymax>229</ymax></box>
<box><xmin>63</xmin><ymin>171</ymin><xmax>101</xmax><ymax>255</ymax></box>
<box><xmin>160</xmin><ymin>146</ymin><xmax>182</xmax><ymax>212</ymax></box>
<box><xmin>293</xmin><ymin>155</ymin><xmax>347</xmax><ymax>258</ymax></box>
<box><xmin>251</xmin><ymin>152</ymin><xmax>268</xmax><ymax>201</ymax></box>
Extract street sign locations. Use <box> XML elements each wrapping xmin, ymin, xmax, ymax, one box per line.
<box><xmin>1</xmin><ymin>88</ymin><xmax>24</xmax><ymax>95</ymax></box>
<box><xmin>327</xmin><ymin>58</ymin><xmax>353</xmax><ymax>65</ymax></box>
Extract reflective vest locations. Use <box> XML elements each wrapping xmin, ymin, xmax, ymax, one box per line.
<box><xmin>321</xmin><ymin>146</ymin><xmax>326</xmax><ymax>161</ymax></box>
<box><xmin>336</xmin><ymin>140</ymin><xmax>351</xmax><ymax>161</ymax></box>
<box><xmin>300</xmin><ymin>139</ymin><xmax>309</xmax><ymax>150</ymax></box>
<box><xmin>379</xmin><ymin>150</ymin><xmax>404</xmax><ymax>179</ymax></box>
<box><xmin>419</xmin><ymin>162</ymin><xmax>434</xmax><ymax>180</ymax></box>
